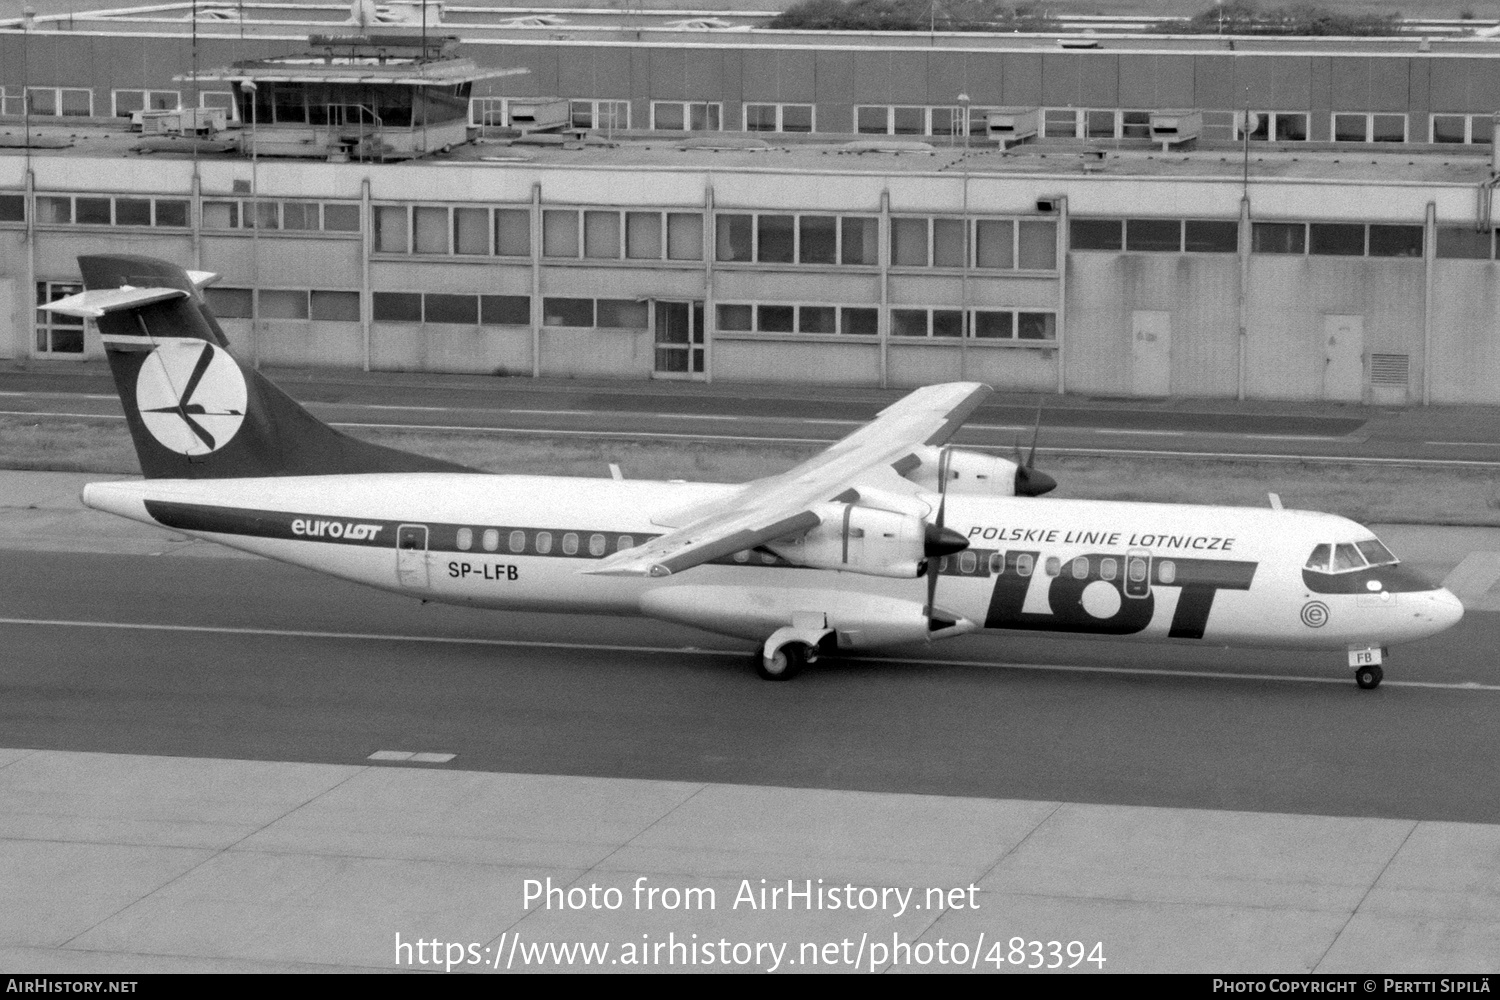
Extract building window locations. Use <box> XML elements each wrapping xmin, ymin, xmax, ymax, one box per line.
<box><xmin>0</xmin><ymin>194</ymin><xmax>24</xmax><ymax>223</ymax></box>
<box><xmin>1185</xmin><ymin>220</ymin><xmax>1239</xmax><ymax>253</ymax></box>
<box><xmin>652</xmin><ymin>101</ymin><xmax>721</xmax><ymax>131</ymax></box>
<box><xmin>1251</xmin><ymin>222</ymin><xmax>1306</xmax><ymax>255</ymax></box>
<box><xmin>26</xmin><ymin>87</ymin><xmax>92</xmax><ymax>117</ymax></box>
<box><xmin>310</xmin><ymin>290</ymin><xmax>361</xmax><ymax>321</ymax></box>
<box><xmin>584</xmin><ymin>210</ymin><xmax>622</xmax><ymax>258</ymax></box>
<box><xmin>35</xmin><ymin>282</ymin><xmax>86</xmax><ymax>354</ymax></box>
<box><xmin>1125</xmin><ymin>219</ymin><xmax>1181</xmax><ymax>252</ymax></box>
<box><xmin>112</xmin><ymin>89</ymin><xmax>180</xmax><ymax>117</ymax></box>
<box><xmin>0</xmin><ymin>87</ymin><xmax>22</xmax><ymax>116</ymax></box>
<box><xmin>206</xmin><ymin>199</ymin><xmax>358</xmax><ymax>233</ymax></box>
<box><xmin>716</xmin><ymin>214</ymin><xmax>753</xmax><ymax>262</ymax></box>
<box><xmin>1044</xmin><ymin>109</ymin><xmax>1081</xmax><ymax>139</ymax></box>
<box><xmin>259</xmin><ymin>289</ymin><xmax>310</xmax><ymax>320</ymax></box>
<box><xmin>596</xmin><ymin>299</ymin><xmax>648</xmax><ymax>328</ymax></box>
<box><xmin>1435</xmin><ymin>227</ymin><xmax>1494</xmax><ymax>260</ymax></box>
<box><xmin>30</xmin><ymin>194</ymin><xmax>191</xmax><ymax>228</ymax></box>
<box><xmin>199</xmin><ymin>91</ymin><xmax>238</xmax><ymax>121</ymax></box>
<box><xmin>205</xmin><ymin>287</ymin><xmax>253</xmax><ymax>318</ymax></box>
<box><xmin>841</xmin><ymin>217</ymin><xmax>878</xmax><ymax>265</ymax></box>
<box><xmin>1240</xmin><ymin>112</ymin><xmax>1308</xmax><ymax>142</ymax></box>
<box><xmin>855</xmin><ymin>105</ymin><xmax>963</xmax><ymax>136</ymax></box>
<box><xmin>1309</xmin><ymin>223</ymin><xmax>1365</xmax><ymax>256</ymax></box>
<box><xmin>717</xmin><ymin>303</ymin><xmax>878</xmax><ymax>336</ymax></box>
<box><xmin>743</xmin><ymin>103</ymin><xmax>814</xmax><ymax>133</ymax></box>
<box><xmin>497</xmin><ymin>209</ymin><xmax>531</xmax><ymax>256</ymax></box>
<box><xmin>424</xmin><ymin>293</ymin><xmax>478</xmax><ymax>324</ymax></box>
<box><xmin>542</xmin><ymin>298</ymin><xmax>595</xmax><ymax>327</ymax></box>
<box><xmin>1071</xmin><ymin>219</ymin><xmax>1124</xmax><ymax>251</ymax></box>
<box><xmin>543</xmin><ymin>210</ymin><xmax>581</xmax><ymax>257</ymax></box>
<box><xmin>372</xmin><ymin>292</ymin><xmax>423</xmax><ymax>323</ymax></box>
<box><xmin>1333</xmin><ymin>113</ymin><xmax>1407</xmax><ymax>143</ymax></box>
<box><xmin>1368</xmin><ymin>225</ymin><xmax>1423</xmax><ymax>257</ymax></box>
<box><xmin>481</xmin><ymin>295</ymin><xmax>530</xmax><ymax>325</ymax></box>
<box><xmin>469</xmin><ymin>97</ymin><xmax>511</xmax><ymax>126</ymax></box>
<box><xmin>570</xmin><ymin>98</ymin><xmax>630</xmax><ymax>130</ymax></box>
<box><xmin>1431</xmin><ymin>113</ymin><xmax>1495</xmax><ymax>145</ymax></box>
<box><xmin>891</xmin><ymin>217</ymin><xmax>929</xmax><ymax>266</ymax></box>
<box><xmin>667</xmin><ymin>213</ymin><xmax>703</xmax><ymax>260</ymax></box>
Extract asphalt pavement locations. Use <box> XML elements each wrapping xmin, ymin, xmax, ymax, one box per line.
<box><xmin>7</xmin><ymin>359</ymin><xmax>1500</xmax><ymax>464</ymax></box>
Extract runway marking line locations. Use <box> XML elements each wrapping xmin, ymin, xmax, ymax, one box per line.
<box><xmin>2</xmin><ymin>616</ymin><xmax>1496</xmax><ymax>692</ymax></box>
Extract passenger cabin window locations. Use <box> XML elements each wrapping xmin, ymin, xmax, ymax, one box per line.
<box><xmin>1044</xmin><ymin>556</ymin><xmax>1061</xmax><ymax>577</ymax></box>
<box><xmin>456</xmin><ymin>527</ymin><xmax>473</xmax><ymax>551</ymax></box>
<box><xmin>1158</xmin><ymin>559</ymin><xmax>1177</xmax><ymax>585</ymax></box>
<box><xmin>509</xmin><ymin>530</ymin><xmax>526</xmax><ymax>553</ymax></box>
<box><xmin>1100</xmin><ymin>557</ymin><xmax>1118</xmax><ymax>581</ymax></box>
<box><xmin>535</xmin><ymin>531</ymin><xmax>553</xmax><ymax>555</ymax></box>
<box><xmin>959</xmin><ymin>551</ymin><xmax>978</xmax><ymax>573</ymax></box>
<box><xmin>989</xmin><ymin>552</ymin><xmax>1004</xmax><ymax>574</ymax></box>
<box><xmin>1015</xmin><ymin>554</ymin><xmax>1034</xmax><ymax>576</ymax></box>
<box><xmin>1071</xmin><ymin>556</ymin><xmax>1089</xmax><ymax>579</ymax></box>
<box><xmin>482</xmin><ymin>528</ymin><xmax>499</xmax><ymax>552</ymax></box>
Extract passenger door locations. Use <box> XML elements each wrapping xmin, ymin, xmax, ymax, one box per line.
<box><xmin>396</xmin><ymin>523</ymin><xmax>430</xmax><ymax>589</ymax></box>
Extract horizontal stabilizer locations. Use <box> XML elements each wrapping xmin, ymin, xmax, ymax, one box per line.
<box><xmin>40</xmin><ymin>286</ymin><xmax>187</xmax><ymax>318</ymax></box>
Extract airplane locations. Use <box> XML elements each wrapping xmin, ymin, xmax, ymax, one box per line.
<box><xmin>51</xmin><ymin>254</ymin><xmax>1464</xmax><ymax>689</ymax></box>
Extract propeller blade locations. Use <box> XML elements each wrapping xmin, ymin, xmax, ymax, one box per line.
<box><xmin>1026</xmin><ymin>405</ymin><xmax>1043</xmax><ymax>468</ymax></box>
<box><xmin>1012</xmin><ymin>405</ymin><xmax>1057</xmax><ymax>497</ymax></box>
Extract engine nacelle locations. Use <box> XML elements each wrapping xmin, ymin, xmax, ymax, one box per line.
<box><xmin>766</xmin><ymin>503</ymin><xmax>927</xmax><ymax>579</ymax></box>
<box><xmin>906</xmin><ymin>445</ymin><xmax>1020</xmax><ymax>496</ymax></box>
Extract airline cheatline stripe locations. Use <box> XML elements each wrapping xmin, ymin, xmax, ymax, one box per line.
<box><xmin>140</xmin><ymin>500</ymin><xmax>807</xmax><ymax>566</ymax></box>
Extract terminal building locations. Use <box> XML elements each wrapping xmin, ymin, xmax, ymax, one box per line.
<box><xmin>3</xmin><ymin>3</ymin><xmax>1500</xmax><ymax>405</ymax></box>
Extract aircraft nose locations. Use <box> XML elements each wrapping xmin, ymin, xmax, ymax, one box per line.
<box><xmin>1432</xmin><ymin>587</ymin><xmax>1466</xmax><ymax>630</ymax></box>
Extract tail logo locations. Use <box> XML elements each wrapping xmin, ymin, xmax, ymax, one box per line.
<box><xmin>136</xmin><ymin>341</ymin><xmax>247</xmax><ymax>456</ymax></box>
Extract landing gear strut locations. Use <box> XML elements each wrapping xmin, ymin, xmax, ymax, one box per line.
<box><xmin>1354</xmin><ymin>663</ymin><xmax>1383</xmax><ymax>690</ymax></box>
<box><xmin>755</xmin><ymin>640</ymin><xmax>815</xmax><ymax>681</ymax></box>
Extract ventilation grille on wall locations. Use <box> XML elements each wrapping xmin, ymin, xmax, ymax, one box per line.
<box><xmin>1370</xmin><ymin>354</ymin><xmax>1410</xmax><ymax>386</ymax></box>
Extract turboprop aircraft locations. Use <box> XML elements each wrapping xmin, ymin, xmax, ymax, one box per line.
<box><xmin>55</xmin><ymin>254</ymin><xmax>1463</xmax><ymax>688</ymax></box>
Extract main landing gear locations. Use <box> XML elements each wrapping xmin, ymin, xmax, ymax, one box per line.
<box><xmin>1354</xmin><ymin>663</ymin><xmax>1384</xmax><ymax>690</ymax></box>
<box><xmin>755</xmin><ymin>640</ymin><xmax>816</xmax><ymax>681</ymax></box>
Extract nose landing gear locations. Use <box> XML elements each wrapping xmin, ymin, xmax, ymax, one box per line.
<box><xmin>1354</xmin><ymin>663</ymin><xmax>1383</xmax><ymax>690</ymax></box>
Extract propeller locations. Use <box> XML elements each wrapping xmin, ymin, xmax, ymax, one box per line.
<box><xmin>1013</xmin><ymin>406</ymin><xmax>1057</xmax><ymax>497</ymax></box>
<box><xmin>923</xmin><ymin>447</ymin><xmax>969</xmax><ymax>630</ymax></box>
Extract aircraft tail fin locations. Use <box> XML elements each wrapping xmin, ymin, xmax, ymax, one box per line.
<box><xmin>62</xmin><ymin>254</ymin><xmax>477</xmax><ymax>479</ymax></box>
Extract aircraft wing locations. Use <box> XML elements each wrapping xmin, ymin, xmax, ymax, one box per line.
<box><xmin>583</xmin><ymin>382</ymin><xmax>992</xmax><ymax>577</ymax></box>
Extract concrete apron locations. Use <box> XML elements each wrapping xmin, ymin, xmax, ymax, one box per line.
<box><xmin>1</xmin><ymin>747</ymin><xmax>1498</xmax><ymax>974</ymax></box>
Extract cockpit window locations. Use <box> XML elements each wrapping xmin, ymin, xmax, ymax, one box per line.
<box><xmin>1308</xmin><ymin>538</ymin><xmax>1402</xmax><ymax>574</ymax></box>
<box><xmin>1332</xmin><ymin>543</ymin><xmax>1366</xmax><ymax>571</ymax></box>
<box><xmin>1355</xmin><ymin>539</ymin><xmax>1397</xmax><ymax>567</ymax></box>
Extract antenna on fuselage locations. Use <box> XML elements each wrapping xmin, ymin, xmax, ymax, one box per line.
<box><xmin>609</xmin><ymin>463</ymin><xmax>624</xmax><ymax>480</ymax></box>
<box><xmin>1268</xmin><ymin>493</ymin><xmax>1284</xmax><ymax>510</ymax></box>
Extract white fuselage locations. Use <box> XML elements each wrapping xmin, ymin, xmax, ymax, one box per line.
<box><xmin>81</xmin><ymin>473</ymin><xmax>1464</xmax><ymax>654</ymax></box>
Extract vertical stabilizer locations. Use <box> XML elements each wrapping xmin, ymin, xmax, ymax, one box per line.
<box><xmin>64</xmin><ymin>255</ymin><xmax>477</xmax><ymax>479</ymax></box>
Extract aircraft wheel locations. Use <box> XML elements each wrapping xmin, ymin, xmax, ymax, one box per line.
<box><xmin>756</xmin><ymin>641</ymin><xmax>806</xmax><ymax>681</ymax></box>
<box><xmin>1355</xmin><ymin>664</ymin><xmax>1383</xmax><ymax>690</ymax></box>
